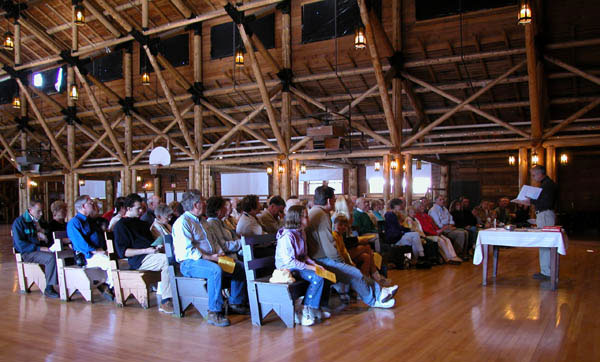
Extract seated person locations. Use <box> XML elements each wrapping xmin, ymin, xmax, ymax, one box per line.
<box><xmin>168</xmin><ymin>201</ymin><xmax>184</xmax><ymax>225</ymax></box>
<box><xmin>333</xmin><ymin>214</ymin><xmax>390</xmax><ymax>286</ymax></box>
<box><xmin>416</xmin><ymin>201</ymin><xmax>468</xmax><ymax>262</ymax></box>
<box><xmin>108</xmin><ymin>197</ymin><xmax>126</xmax><ymax>231</ymax></box>
<box><xmin>405</xmin><ymin>205</ymin><xmax>461</xmax><ymax>264</ymax></box>
<box><xmin>44</xmin><ymin>200</ymin><xmax>67</xmax><ymax>242</ymax></box>
<box><xmin>222</xmin><ymin>198</ymin><xmax>238</xmax><ymax>234</ymax></box>
<box><xmin>450</xmin><ymin>198</ymin><xmax>478</xmax><ymax>246</ymax></box>
<box><xmin>472</xmin><ymin>200</ymin><xmax>496</xmax><ymax>228</ymax></box>
<box><xmin>494</xmin><ymin>197</ymin><xmax>512</xmax><ymax>225</ymax></box>
<box><xmin>150</xmin><ymin>203</ymin><xmax>173</xmax><ymax>242</ymax></box>
<box><xmin>12</xmin><ymin>200</ymin><xmax>59</xmax><ymax>298</ymax></box>
<box><xmin>204</xmin><ymin>196</ymin><xmax>242</xmax><ymax>259</ymax></box>
<box><xmin>352</xmin><ymin>197</ymin><xmax>381</xmax><ymax>251</ymax></box>
<box><xmin>112</xmin><ymin>194</ymin><xmax>173</xmax><ymax>314</ymax></box>
<box><xmin>306</xmin><ymin>186</ymin><xmax>397</xmax><ymax>309</ymax></box>
<box><xmin>172</xmin><ymin>190</ymin><xmax>248</xmax><ymax>327</ymax></box>
<box><xmin>369</xmin><ymin>199</ymin><xmax>386</xmax><ymax>223</ymax></box>
<box><xmin>428</xmin><ymin>195</ymin><xmax>470</xmax><ymax>259</ymax></box>
<box><xmin>257</xmin><ymin>196</ymin><xmax>285</xmax><ymax>234</ymax></box>
<box><xmin>275</xmin><ymin>205</ymin><xmax>331</xmax><ymax>326</ymax></box>
<box><xmin>385</xmin><ymin>198</ymin><xmax>424</xmax><ymax>262</ymax></box>
<box><xmin>67</xmin><ymin>195</ymin><xmax>114</xmax><ymax>300</ymax></box>
<box><xmin>513</xmin><ymin>203</ymin><xmax>530</xmax><ymax>227</ymax></box>
<box><xmin>236</xmin><ymin>194</ymin><xmax>264</xmax><ymax>237</ymax></box>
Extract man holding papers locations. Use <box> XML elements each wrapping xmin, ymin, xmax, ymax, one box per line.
<box><xmin>512</xmin><ymin>165</ymin><xmax>558</xmax><ymax>280</ymax></box>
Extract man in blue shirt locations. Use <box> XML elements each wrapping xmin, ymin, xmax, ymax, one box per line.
<box><xmin>172</xmin><ymin>190</ymin><xmax>249</xmax><ymax>327</ymax></box>
<box><xmin>12</xmin><ymin>200</ymin><xmax>59</xmax><ymax>298</ymax></box>
<box><xmin>67</xmin><ymin>195</ymin><xmax>114</xmax><ymax>300</ymax></box>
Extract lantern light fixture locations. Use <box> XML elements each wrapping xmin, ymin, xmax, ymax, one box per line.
<box><xmin>29</xmin><ymin>180</ymin><xmax>38</xmax><ymax>187</ymax></box>
<box><xmin>402</xmin><ymin>163</ymin><xmax>406</xmax><ymax>171</ymax></box>
<box><xmin>300</xmin><ymin>164</ymin><xmax>307</xmax><ymax>174</ymax></box>
<box><xmin>416</xmin><ymin>160</ymin><xmax>422</xmax><ymax>170</ymax></box>
<box><xmin>390</xmin><ymin>160</ymin><xmax>398</xmax><ymax>170</ymax></box>
<box><xmin>354</xmin><ymin>24</ymin><xmax>366</xmax><ymax>49</ymax></box>
<box><xmin>266</xmin><ymin>167</ymin><xmax>273</xmax><ymax>175</ymax></box>
<box><xmin>560</xmin><ymin>153</ymin><xmax>568</xmax><ymax>165</ymax></box>
<box><xmin>74</xmin><ymin>5</ymin><xmax>86</xmax><ymax>26</ymax></box>
<box><xmin>508</xmin><ymin>155</ymin><xmax>516</xmax><ymax>166</ymax></box>
<box><xmin>3</xmin><ymin>32</ymin><xmax>14</xmax><ymax>51</ymax></box>
<box><xmin>374</xmin><ymin>161</ymin><xmax>381</xmax><ymax>171</ymax></box>
<box><xmin>141</xmin><ymin>71</ymin><xmax>150</xmax><ymax>85</ymax></box>
<box><xmin>79</xmin><ymin>179</ymin><xmax>86</xmax><ymax>186</ymax></box>
<box><xmin>69</xmin><ymin>83</ymin><xmax>79</xmax><ymax>101</ymax></box>
<box><xmin>12</xmin><ymin>95</ymin><xmax>21</xmax><ymax>109</ymax></box>
<box><xmin>234</xmin><ymin>48</ymin><xmax>244</xmax><ymax>66</ymax></box>
<box><xmin>518</xmin><ymin>0</ymin><xmax>532</xmax><ymax>24</ymax></box>
<box><xmin>531</xmin><ymin>151</ymin><xmax>539</xmax><ymax>165</ymax></box>
<box><xmin>278</xmin><ymin>165</ymin><xmax>284</xmax><ymax>174</ymax></box>
<box><xmin>136</xmin><ymin>175</ymin><xmax>142</xmax><ymax>182</ymax></box>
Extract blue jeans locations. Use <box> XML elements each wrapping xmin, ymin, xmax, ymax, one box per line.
<box><xmin>180</xmin><ymin>258</ymin><xmax>247</xmax><ymax>312</ymax></box>
<box><xmin>315</xmin><ymin>258</ymin><xmax>381</xmax><ymax>306</ymax></box>
<box><xmin>293</xmin><ymin>269</ymin><xmax>330</xmax><ymax>309</ymax></box>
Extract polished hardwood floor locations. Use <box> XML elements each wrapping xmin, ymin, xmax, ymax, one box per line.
<box><xmin>1</xmin><ymin>224</ymin><xmax>599</xmax><ymax>362</ymax></box>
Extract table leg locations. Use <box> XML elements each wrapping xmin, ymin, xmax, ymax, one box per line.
<box><xmin>550</xmin><ymin>247</ymin><xmax>557</xmax><ymax>290</ymax></box>
<box><xmin>492</xmin><ymin>246</ymin><xmax>499</xmax><ymax>278</ymax></box>
<box><xmin>482</xmin><ymin>244</ymin><xmax>488</xmax><ymax>286</ymax></box>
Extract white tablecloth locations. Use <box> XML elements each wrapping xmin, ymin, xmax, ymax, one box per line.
<box><xmin>473</xmin><ymin>229</ymin><xmax>568</xmax><ymax>265</ymax></box>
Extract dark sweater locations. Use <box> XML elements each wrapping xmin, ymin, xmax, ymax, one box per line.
<box><xmin>384</xmin><ymin>211</ymin><xmax>412</xmax><ymax>243</ymax></box>
<box><xmin>113</xmin><ymin>217</ymin><xmax>154</xmax><ymax>270</ymax></box>
<box><xmin>12</xmin><ymin>212</ymin><xmax>42</xmax><ymax>253</ymax></box>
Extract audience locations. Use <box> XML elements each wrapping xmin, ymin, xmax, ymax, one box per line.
<box><xmin>222</xmin><ymin>198</ymin><xmax>238</xmax><ymax>233</ymax></box>
<box><xmin>45</xmin><ymin>200</ymin><xmax>67</xmax><ymax>242</ymax></box>
<box><xmin>67</xmin><ymin>195</ymin><xmax>113</xmax><ymax>300</ymax></box>
<box><xmin>236</xmin><ymin>195</ymin><xmax>264</xmax><ymax>237</ymax></box>
<box><xmin>141</xmin><ymin>195</ymin><xmax>161</xmax><ymax>225</ymax></box>
<box><xmin>305</xmin><ymin>185</ymin><xmax>398</xmax><ymax>309</ymax></box>
<box><xmin>12</xmin><ymin>200</ymin><xmax>59</xmax><ymax>298</ymax></box>
<box><xmin>257</xmin><ymin>196</ymin><xmax>285</xmax><ymax>234</ymax></box>
<box><xmin>385</xmin><ymin>198</ymin><xmax>424</xmax><ymax>262</ymax></box>
<box><xmin>275</xmin><ymin>205</ymin><xmax>331</xmax><ymax>326</ymax></box>
<box><xmin>494</xmin><ymin>197</ymin><xmax>512</xmax><ymax>225</ymax></box>
<box><xmin>172</xmin><ymin>190</ymin><xmax>248</xmax><ymax>327</ymax></box>
<box><xmin>352</xmin><ymin>197</ymin><xmax>381</xmax><ymax>252</ymax></box>
<box><xmin>204</xmin><ymin>196</ymin><xmax>242</xmax><ymax>259</ymax></box>
<box><xmin>428</xmin><ymin>195</ymin><xmax>470</xmax><ymax>260</ymax></box>
<box><xmin>150</xmin><ymin>203</ymin><xmax>173</xmax><ymax>242</ymax></box>
<box><xmin>369</xmin><ymin>199</ymin><xmax>385</xmax><ymax>222</ymax></box>
<box><xmin>108</xmin><ymin>197</ymin><xmax>127</xmax><ymax>231</ymax></box>
<box><xmin>112</xmin><ymin>193</ymin><xmax>173</xmax><ymax>314</ymax></box>
<box><xmin>168</xmin><ymin>201</ymin><xmax>184</xmax><ymax>225</ymax></box>
<box><xmin>472</xmin><ymin>200</ymin><xmax>496</xmax><ymax>228</ymax></box>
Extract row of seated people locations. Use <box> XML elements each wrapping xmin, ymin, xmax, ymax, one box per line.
<box><xmin>12</xmin><ymin>186</ymin><xmax>399</xmax><ymax>328</ymax></box>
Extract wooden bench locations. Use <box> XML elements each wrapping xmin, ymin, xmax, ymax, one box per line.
<box><xmin>105</xmin><ymin>232</ymin><xmax>161</xmax><ymax>308</ymax></box>
<box><xmin>11</xmin><ymin>230</ymin><xmax>47</xmax><ymax>294</ymax></box>
<box><xmin>163</xmin><ymin>235</ymin><xmax>210</xmax><ymax>318</ymax></box>
<box><xmin>242</xmin><ymin>234</ymin><xmax>308</xmax><ymax>328</ymax></box>
<box><xmin>53</xmin><ymin>231</ymin><xmax>105</xmax><ymax>302</ymax></box>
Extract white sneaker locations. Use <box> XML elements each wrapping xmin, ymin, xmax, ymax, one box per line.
<box><xmin>378</xmin><ymin>285</ymin><xmax>399</xmax><ymax>304</ymax></box>
<box><xmin>313</xmin><ymin>308</ymin><xmax>331</xmax><ymax>320</ymax></box>
<box><xmin>301</xmin><ymin>307</ymin><xmax>316</xmax><ymax>326</ymax></box>
<box><xmin>372</xmin><ymin>298</ymin><xmax>395</xmax><ymax>309</ymax></box>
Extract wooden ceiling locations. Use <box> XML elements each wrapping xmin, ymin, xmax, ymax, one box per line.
<box><xmin>0</xmin><ymin>0</ymin><xmax>599</xmax><ymax>175</ymax></box>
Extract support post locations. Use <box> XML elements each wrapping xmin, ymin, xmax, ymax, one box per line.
<box><xmin>546</xmin><ymin>146</ymin><xmax>556</xmax><ymax>182</ymax></box>
<box><xmin>518</xmin><ymin>147</ymin><xmax>529</xmax><ymax>189</ymax></box>
<box><xmin>131</xmin><ymin>169</ymin><xmax>137</xmax><ymax>193</ymax></box>
<box><xmin>404</xmin><ymin>153</ymin><xmax>413</xmax><ymax>207</ymax></box>
<box><xmin>349</xmin><ymin>168</ymin><xmax>358</xmax><ymax>199</ymax></box>
<box><xmin>440</xmin><ymin>165</ymin><xmax>449</xmax><ymax>198</ymax></box>
<box><xmin>291</xmin><ymin>160</ymin><xmax>299</xmax><ymax>197</ymax></box>
<box><xmin>106</xmin><ymin>179</ymin><xmax>114</xmax><ymax>211</ymax></box>
<box><xmin>393</xmin><ymin>153</ymin><xmax>403</xmax><ymax>198</ymax></box>
<box><xmin>383</xmin><ymin>154</ymin><xmax>391</xmax><ymax>206</ymax></box>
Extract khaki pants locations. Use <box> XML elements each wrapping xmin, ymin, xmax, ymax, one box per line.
<box><xmin>536</xmin><ymin>210</ymin><xmax>556</xmax><ymax>276</ymax></box>
<box><xmin>139</xmin><ymin>253</ymin><xmax>172</xmax><ymax>300</ymax></box>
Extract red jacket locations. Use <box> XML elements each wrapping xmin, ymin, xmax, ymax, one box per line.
<box><xmin>415</xmin><ymin>212</ymin><xmax>440</xmax><ymax>236</ymax></box>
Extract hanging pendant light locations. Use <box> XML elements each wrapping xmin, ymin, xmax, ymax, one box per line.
<box><xmin>141</xmin><ymin>71</ymin><xmax>150</xmax><ymax>85</ymax></box>
<box><xmin>12</xmin><ymin>94</ymin><xmax>21</xmax><ymax>109</ymax></box>
<box><xmin>3</xmin><ymin>32</ymin><xmax>14</xmax><ymax>51</ymax></box>
<box><xmin>416</xmin><ymin>160</ymin><xmax>422</xmax><ymax>170</ymax></box>
<box><xmin>354</xmin><ymin>24</ymin><xmax>366</xmax><ymax>49</ymax></box>
<box><xmin>560</xmin><ymin>153</ymin><xmax>568</xmax><ymax>165</ymax></box>
<box><xmin>234</xmin><ymin>48</ymin><xmax>245</xmax><ymax>66</ymax></box>
<box><xmin>518</xmin><ymin>0</ymin><xmax>532</xmax><ymax>24</ymax></box>
<box><xmin>508</xmin><ymin>155</ymin><xmax>516</xmax><ymax>166</ymax></box>
<box><xmin>300</xmin><ymin>164</ymin><xmax>307</xmax><ymax>174</ymax></box>
<box><xmin>374</xmin><ymin>161</ymin><xmax>381</xmax><ymax>172</ymax></box>
<box><xmin>74</xmin><ymin>5</ymin><xmax>86</xmax><ymax>26</ymax></box>
<box><xmin>69</xmin><ymin>83</ymin><xmax>79</xmax><ymax>100</ymax></box>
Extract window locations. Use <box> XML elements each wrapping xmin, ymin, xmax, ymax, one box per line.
<box><xmin>221</xmin><ymin>172</ymin><xmax>269</xmax><ymax>197</ymax></box>
<box><xmin>301</xmin><ymin>0</ymin><xmax>381</xmax><ymax>44</ymax></box>
<box><xmin>0</xmin><ymin>79</ymin><xmax>17</xmax><ymax>105</ymax></box>
<box><xmin>210</xmin><ymin>13</ymin><xmax>275</xmax><ymax>60</ymax></box>
<box><xmin>140</xmin><ymin>33</ymin><xmax>189</xmax><ymax>74</ymax></box>
<box><xmin>416</xmin><ymin>0</ymin><xmax>517</xmax><ymax>21</ymax></box>
<box><xmin>366</xmin><ymin>163</ymin><xmax>431</xmax><ymax>196</ymax></box>
<box><xmin>83</xmin><ymin>50</ymin><xmax>123</xmax><ymax>83</ymax></box>
<box><xmin>299</xmin><ymin>168</ymin><xmax>343</xmax><ymax>196</ymax></box>
<box><xmin>31</xmin><ymin>66</ymin><xmax>67</xmax><ymax>95</ymax></box>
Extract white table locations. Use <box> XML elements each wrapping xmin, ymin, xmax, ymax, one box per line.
<box><xmin>473</xmin><ymin>228</ymin><xmax>568</xmax><ymax>290</ymax></box>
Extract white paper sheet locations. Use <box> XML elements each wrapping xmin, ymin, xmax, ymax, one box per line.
<box><xmin>512</xmin><ymin>185</ymin><xmax>542</xmax><ymax>202</ymax></box>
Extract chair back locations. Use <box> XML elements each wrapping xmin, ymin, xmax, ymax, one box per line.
<box><xmin>164</xmin><ymin>234</ymin><xmax>177</xmax><ymax>267</ymax></box>
<box><xmin>53</xmin><ymin>230</ymin><xmax>69</xmax><ymax>252</ymax></box>
<box><xmin>242</xmin><ymin>234</ymin><xmax>277</xmax><ymax>282</ymax></box>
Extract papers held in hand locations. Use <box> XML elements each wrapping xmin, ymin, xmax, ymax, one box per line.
<box><xmin>511</xmin><ymin>185</ymin><xmax>542</xmax><ymax>203</ymax></box>
<box><xmin>316</xmin><ymin>266</ymin><xmax>337</xmax><ymax>283</ymax></box>
<box><xmin>218</xmin><ymin>256</ymin><xmax>236</xmax><ymax>274</ymax></box>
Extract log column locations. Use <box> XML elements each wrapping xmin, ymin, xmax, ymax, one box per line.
<box><xmin>272</xmin><ymin>160</ymin><xmax>281</xmax><ymax>196</ymax></box>
<box><xmin>546</xmin><ymin>146</ymin><xmax>557</xmax><ymax>181</ymax></box>
<box><xmin>439</xmin><ymin>165</ymin><xmax>449</xmax><ymax>198</ymax></box>
<box><xmin>291</xmin><ymin>160</ymin><xmax>299</xmax><ymax>197</ymax></box>
<box><xmin>202</xmin><ymin>165</ymin><xmax>211</xmax><ymax>197</ymax></box>
<box><xmin>154</xmin><ymin>176</ymin><xmax>161</xmax><ymax>197</ymax></box>
<box><xmin>120</xmin><ymin>168</ymin><xmax>131</xmax><ymax>196</ymax></box>
<box><xmin>193</xmin><ymin>26</ymin><xmax>203</xmax><ymax>191</ymax></box>
<box><xmin>404</xmin><ymin>154</ymin><xmax>413</xmax><ymax>206</ymax></box>
<box><xmin>106</xmin><ymin>179</ymin><xmax>114</xmax><ymax>211</ymax></box>
<box><xmin>348</xmin><ymin>167</ymin><xmax>358</xmax><ymax>199</ymax></box>
<box><xmin>131</xmin><ymin>169</ymin><xmax>137</xmax><ymax>193</ymax></box>
<box><xmin>392</xmin><ymin>153</ymin><xmax>403</xmax><ymax>198</ymax></box>
<box><xmin>518</xmin><ymin>147</ymin><xmax>529</xmax><ymax>189</ymax></box>
<box><xmin>383</xmin><ymin>154</ymin><xmax>391</xmax><ymax>205</ymax></box>
<box><xmin>281</xmin><ymin>158</ymin><xmax>290</xmax><ymax>200</ymax></box>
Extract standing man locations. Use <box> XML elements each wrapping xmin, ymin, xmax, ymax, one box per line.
<box><xmin>12</xmin><ymin>200</ymin><xmax>59</xmax><ymax>298</ymax></box>
<box><xmin>67</xmin><ymin>195</ymin><xmax>114</xmax><ymax>300</ymax></box>
<box><xmin>428</xmin><ymin>195</ymin><xmax>470</xmax><ymax>260</ymax></box>
<box><xmin>519</xmin><ymin>165</ymin><xmax>557</xmax><ymax>280</ymax></box>
<box><xmin>141</xmin><ymin>195</ymin><xmax>161</xmax><ymax>225</ymax></box>
<box><xmin>113</xmin><ymin>193</ymin><xmax>174</xmax><ymax>313</ymax></box>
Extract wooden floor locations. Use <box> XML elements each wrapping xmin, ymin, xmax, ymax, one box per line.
<box><xmin>1</xmin><ymin>225</ymin><xmax>599</xmax><ymax>362</ymax></box>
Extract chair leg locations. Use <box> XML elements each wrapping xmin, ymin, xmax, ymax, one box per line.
<box><xmin>281</xmin><ymin>301</ymin><xmax>296</xmax><ymax>328</ymax></box>
<box><xmin>247</xmin><ymin>283</ymin><xmax>262</xmax><ymax>326</ymax></box>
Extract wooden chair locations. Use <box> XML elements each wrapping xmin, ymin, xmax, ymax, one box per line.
<box><xmin>11</xmin><ymin>230</ymin><xmax>46</xmax><ymax>294</ymax></box>
<box><xmin>163</xmin><ymin>235</ymin><xmax>210</xmax><ymax>318</ymax></box>
<box><xmin>105</xmin><ymin>232</ymin><xmax>161</xmax><ymax>308</ymax></box>
<box><xmin>242</xmin><ymin>234</ymin><xmax>308</xmax><ymax>328</ymax></box>
<box><xmin>53</xmin><ymin>231</ymin><xmax>105</xmax><ymax>302</ymax></box>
